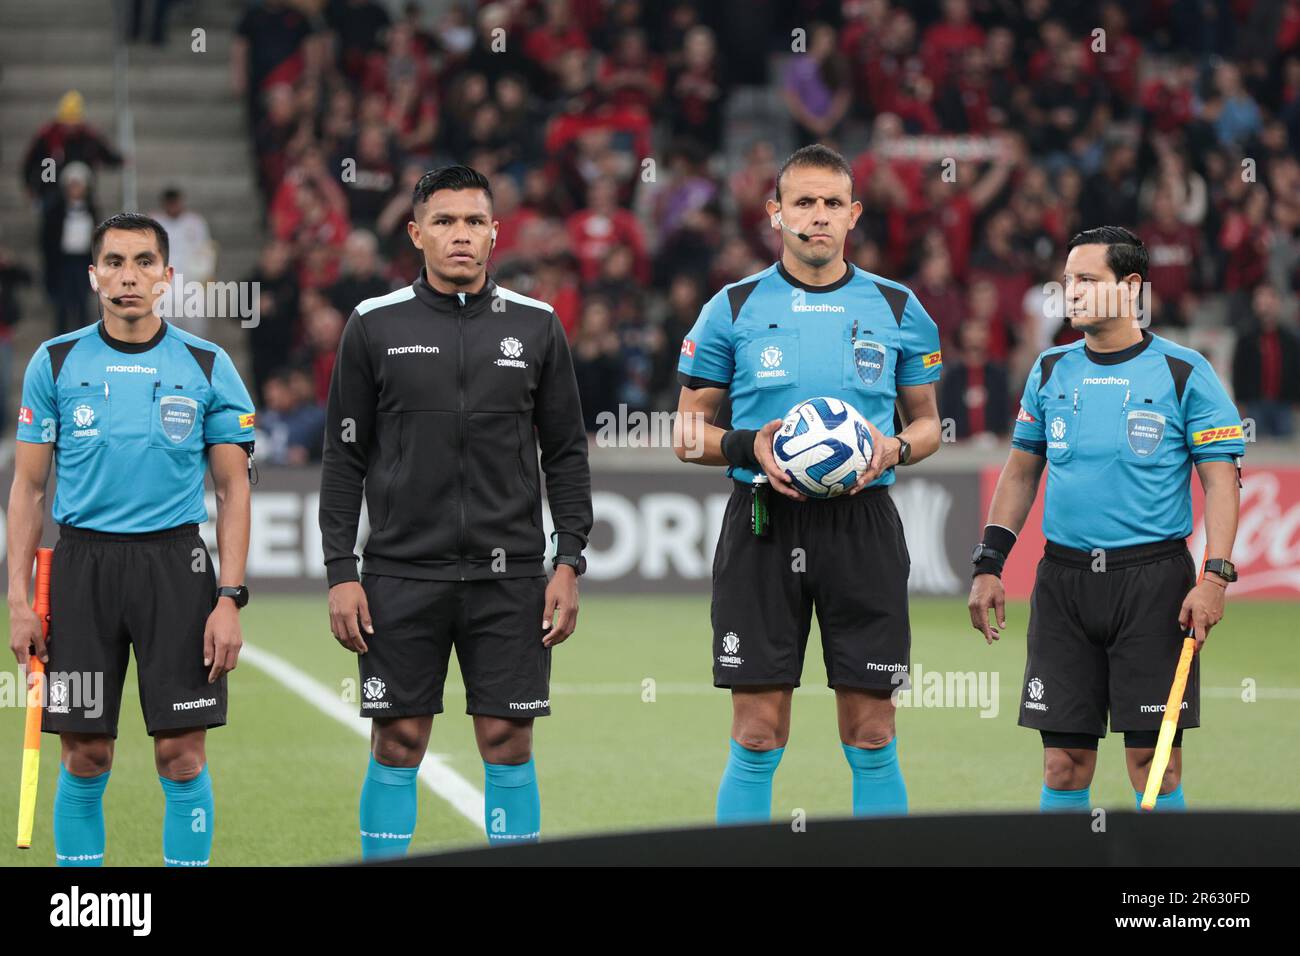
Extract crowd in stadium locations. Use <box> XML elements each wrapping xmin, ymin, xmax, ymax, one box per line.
<box><xmin>12</xmin><ymin>0</ymin><xmax>1300</xmax><ymax>463</ymax></box>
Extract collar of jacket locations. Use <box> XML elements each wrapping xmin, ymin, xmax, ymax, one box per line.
<box><xmin>411</xmin><ymin>266</ymin><xmax>497</xmax><ymax>313</ymax></box>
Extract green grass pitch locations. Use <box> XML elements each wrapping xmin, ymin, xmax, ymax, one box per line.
<box><xmin>2</xmin><ymin>596</ymin><xmax>1297</xmax><ymax>866</ymax></box>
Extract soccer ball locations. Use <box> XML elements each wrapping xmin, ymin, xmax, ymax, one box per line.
<box><xmin>772</xmin><ymin>397</ymin><xmax>873</xmax><ymax>498</ymax></box>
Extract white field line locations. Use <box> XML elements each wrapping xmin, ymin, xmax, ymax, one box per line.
<box><xmin>437</xmin><ymin>682</ymin><xmax>1300</xmax><ymax>700</ymax></box>
<box><xmin>240</xmin><ymin>642</ymin><xmax>484</xmax><ymax>828</ymax></box>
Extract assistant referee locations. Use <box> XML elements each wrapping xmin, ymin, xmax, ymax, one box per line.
<box><xmin>969</xmin><ymin>226</ymin><xmax>1243</xmax><ymax>812</ymax></box>
<box><xmin>7</xmin><ymin>213</ymin><xmax>255</xmax><ymax>866</ymax></box>
<box><xmin>674</xmin><ymin>145</ymin><xmax>944</xmax><ymax>823</ymax></box>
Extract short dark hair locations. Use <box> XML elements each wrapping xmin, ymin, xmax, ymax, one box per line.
<box><xmin>412</xmin><ymin>164</ymin><xmax>493</xmax><ymax>214</ymax></box>
<box><xmin>775</xmin><ymin>144</ymin><xmax>854</xmax><ymax>201</ymax></box>
<box><xmin>91</xmin><ymin>213</ymin><xmax>170</xmax><ymax>265</ymax></box>
<box><xmin>1067</xmin><ymin>225</ymin><xmax>1148</xmax><ymax>282</ymax></box>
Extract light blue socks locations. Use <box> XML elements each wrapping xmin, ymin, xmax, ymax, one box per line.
<box><xmin>842</xmin><ymin>739</ymin><xmax>909</xmax><ymax>816</ymax></box>
<box><xmin>1040</xmin><ymin>783</ymin><xmax>1092</xmax><ymax>812</ymax></box>
<box><xmin>359</xmin><ymin>754</ymin><xmax>419</xmax><ymax>859</ymax></box>
<box><xmin>54</xmin><ymin>766</ymin><xmax>109</xmax><ymax>867</ymax></box>
<box><xmin>160</xmin><ymin>766</ymin><xmax>214</xmax><ymax>867</ymax></box>
<box><xmin>484</xmin><ymin>757</ymin><xmax>541</xmax><ymax>845</ymax></box>
<box><xmin>717</xmin><ymin>738</ymin><xmax>785</xmax><ymax>824</ymax></box>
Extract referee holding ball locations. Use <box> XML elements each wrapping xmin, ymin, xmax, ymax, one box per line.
<box><xmin>969</xmin><ymin>226</ymin><xmax>1243</xmax><ymax>813</ymax></box>
<box><xmin>674</xmin><ymin>145</ymin><xmax>943</xmax><ymax>824</ymax></box>
<box><xmin>319</xmin><ymin>165</ymin><xmax>591</xmax><ymax>855</ymax></box>
<box><xmin>7</xmin><ymin>213</ymin><xmax>255</xmax><ymax>866</ymax></box>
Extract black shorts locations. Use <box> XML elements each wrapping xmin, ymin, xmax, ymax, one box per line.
<box><xmin>710</xmin><ymin>481</ymin><xmax>911</xmax><ymax>690</ymax></box>
<box><xmin>358</xmin><ymin>573</ymin><xmax>551</xmax><ymax>719</ymax></box>
<box><xmin>43</xmin><ymin>524</ymin><xmax>222</xmax><ymax>739</ymax></box>
<box><xmin>1019</xmin><ymin>539</ymin><xmax>1199</xmax><ymax>739</ymax></box>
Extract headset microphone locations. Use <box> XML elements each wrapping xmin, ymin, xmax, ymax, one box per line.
<box><xmin>774</xmin><ymin>213</ymin><xmax>811</xmax><ymax>243</ymax></box>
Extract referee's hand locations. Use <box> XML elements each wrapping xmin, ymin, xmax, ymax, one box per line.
<box><xmin>543</xmin><ymin>565</ymin><xmax>579</xmax><ymax>647</ymax></box>
<box><xmin>848</xmin><ymin>418</ymin><xmax>896</xmax><ymax>494</ymax></box>
<box><xmin>329</xmin><ymin>582</ymin><xmax>373</xmax><ymax>654</ymax></box>
<box><xmin>754</xmin><ymin>420</ymin><xmax>806</xmax><ymax>500</ymax></box>
<box><xmin>1178</xmin><ymin>579</ymin><xmax>1225</xmax><ymax>651</ymax></box>
<box><xmin>8</xmin><ymin>601</ymin><xmax>47</xmax><ymax>666</ymax></box>
<box><xmin>967</xmin><ymin>574</ymin><xmax>1007</xmax><ymax>644</ymax></box>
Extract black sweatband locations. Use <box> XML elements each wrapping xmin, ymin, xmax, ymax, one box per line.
<box><xmin>721</xmin><ymin>428</ymin><xmax>761</xmax><ymax>472</ymax></box>
<box><xmin>973</xmin><ymin>524</ymin><xmax>1018</xmax><ymax>577</ymax></box>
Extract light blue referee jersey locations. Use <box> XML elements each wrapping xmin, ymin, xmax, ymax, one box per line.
<box><xmin>1012</xmin><ymin>331</ymin><xmax>1245</xmax><ymax>551</ymax></box>
<box><xmin>17</xmin><ymin>320</ymin><xmax>256</xmax><ymax>533</ymax></box>
<box><xmin>677</xmin><ymin>260</ymin><xmax>943</xmax><ymax>487</ymax></box>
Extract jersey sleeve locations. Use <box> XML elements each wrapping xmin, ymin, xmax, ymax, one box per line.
<box><xmin>677</xmin><ymin>290</ymin><xmax>735</xmax><ymax>389</ymax></box>
<box><xmin>1183</xmin><ymin>357</ymin><xmax>1245</xmax><ymax>462</ymax></box>
<box><xmin>204</xmin><ymin>348</ymin><xmax>257</xmax><ymax>445</ymax></box>
<box><xmin>1011</xmin><ymin>358</ymin><xmax>1047</xmax><ymax>456</ymax></box>
<box><xmin>895</xmin><ymin>292</ymin><xmax>943</xmax><ymax>386</ymax></box>
<box><xmin>16</xmin><ymin>347</ymin><xmax>56</xmax><ymax>444</ymax></box>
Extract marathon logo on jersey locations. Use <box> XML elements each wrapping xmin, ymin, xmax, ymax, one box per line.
<box><xmin>159</xmin><ymin>395</ymin><xmax>199</xmax><ymax>444</ymax></box>
<box><xmin>853</xmin><ymin>339</ymin><xmax>886</xmax><ymax>385</ymax></box>
<box><xmin>1126</xmin><ymin>410</ymin><xmax>1166</xmax><ymax>457</ymax></box>
<box><xmin>1192</xmin><ymin>425</ymin><xmax>1243</xmax><ymax>446</ymax></box>
<box><xmin>680</xmin><ymin>338</ymin><xmax>695</xmax><ymax>357</ymax></box>
<box><xmin>106</xmin><ymin>364</ymin><xmax>158</xmax><ymax>374</ymax></box>
<box><xmin>18</xmin><ymin>406</ymin><xmax>33</xmax><ymax>425</ymax></box>
<box><xmin>1016</xmin><ymin>406</ymin><xmax>1036</xmax><ymax>424</ymax></box>
<box><xmin>922</xmin><ymin>350</ymin><xmax>942</xmax><ymax>369</ymax></box>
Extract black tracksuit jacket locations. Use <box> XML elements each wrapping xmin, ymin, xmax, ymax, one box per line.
<box><xmin>319</xmin><ymin>269</ymin><xmax>592</xmax><ymax>586</ymax></box>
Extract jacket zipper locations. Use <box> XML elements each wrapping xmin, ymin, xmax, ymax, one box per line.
<box><xmin>457</xmin><ymin>306</ymin><xmax>467</xmax><ymax>581</ymax></box>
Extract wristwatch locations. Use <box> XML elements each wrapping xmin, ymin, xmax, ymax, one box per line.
<box><xmin>552</xmin><ymin>554</ymin><xmax>587</xmax><ymax>576</ymax></box>
<box><xmin>216</xmin><ymin>585</ymin><xmax>250</xmax><ymax>608</ymax></box>
<box><xmin>1202</xmin><ymin>558</ymin><xmax>1237</xmax><ymax>584</ymax></box>
<box><xmin>971</xmin><ymin>543</ymin><xmax>1007</xmax><ymax>567</ymax></box>
<box><xmin>895</xmin><ymin>436</ymin><xmax>912</xmax><ymax>466</ymax></box>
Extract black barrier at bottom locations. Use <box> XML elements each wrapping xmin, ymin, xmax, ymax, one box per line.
<box><xmin>365</xmin><ymin>811</ymin><xmax>1299</xmax><ymax>867</ymax></box>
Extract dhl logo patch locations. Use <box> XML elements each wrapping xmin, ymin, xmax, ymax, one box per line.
<box><xmin>239</xmin><ymin>413</ymin><xmax>256</xmax><ymax>429</ymax></box>
<box><xmin>922</xmin><ymin>350</ymin><xmax>942</xmax><ymax>368</ymax></box>
<box><xmin>1192</xmin><ymin>425</ymin><xmax>1242</xmax><ymax>445</ymax></box>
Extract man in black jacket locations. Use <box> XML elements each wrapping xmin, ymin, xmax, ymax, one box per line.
<box><xmin>1231</xmin><ymin>283</ymin><xmax>1300</xmax><ymax>438</ymax></box>
<box><xmin>319</xmin><ymin>165</ymin><xmax>592</xmax><ymax>855</ymax></box>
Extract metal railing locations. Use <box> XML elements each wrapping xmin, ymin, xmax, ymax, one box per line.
<box><xmin>111</xmin><ymin>0</ymin><xmax>137</xmax><ymax>211</ymax></box>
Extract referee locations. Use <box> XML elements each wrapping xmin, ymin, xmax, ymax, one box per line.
<box><xmin>969</xmin><ymin>226</ymin><xmax>1243</xmax><ymax>812</ymax></box>
<box><xmin>319</xmin><ymin>165</ymin><xmax>592</xmax><ymax>855</ymax></box>
<box><xmin>7</xmin><ymin>213</ymin><xmax>255</xmax><ymax>866</ymax></box>
<box><xmin>674</xmin><ymin>145</ymin><xmax>943</xmax><ymax>823</ymax></box>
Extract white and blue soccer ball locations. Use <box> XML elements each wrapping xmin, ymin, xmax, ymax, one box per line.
<box><xmin>772</xmin><ymin>397</ymin><xmax>873</xmax><ymax>498</ymax></box>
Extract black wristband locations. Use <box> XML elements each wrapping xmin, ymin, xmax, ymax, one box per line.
<box><xmin>721</xmin><ymin>428</ymin><xmax>762</xmax><ymax>472</ymax></box>
<box><xmin>972</xmin><ymin>524</ymin><xmax>1018</xmax><ymax>578</ymax></box>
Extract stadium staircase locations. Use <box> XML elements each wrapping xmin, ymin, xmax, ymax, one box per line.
<box><xmin>0</xmin><ymin>0</ymin><xmax>261</xmax><ymax>404</ymax></box>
